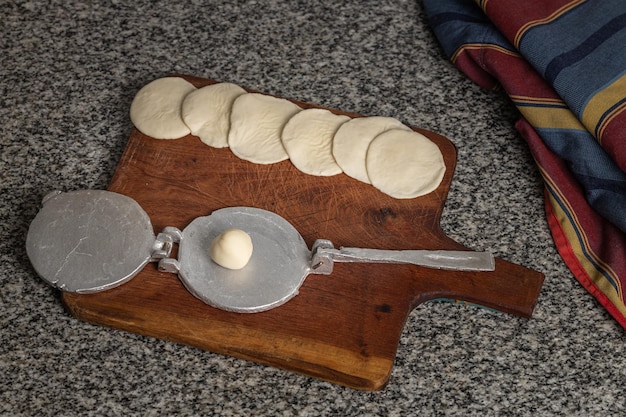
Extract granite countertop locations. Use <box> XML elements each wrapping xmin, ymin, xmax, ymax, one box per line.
<box><xmin>2</xmin><ymin>1</ymin><xmax>625</xmax><ymax>416</ymax></box>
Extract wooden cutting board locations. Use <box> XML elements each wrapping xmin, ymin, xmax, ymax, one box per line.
<box><xmin>62</xmin><ymin>75</ymin><xmax>544</xmax><ymax>390</ymax></box>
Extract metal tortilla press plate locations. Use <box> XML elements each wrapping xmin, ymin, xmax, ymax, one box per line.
<box><xmin>174</xmin><ymin>207</ymin><xmax>312</xmax><ymax>313</ymax></box>
<box><xmin>26</xmin><ymin>190</ymin><xmax>156</xmax><ymax>293</ymax></box>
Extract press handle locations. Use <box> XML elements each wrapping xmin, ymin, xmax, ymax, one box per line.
<box><xmin>310</xmin><ymin>239</ymin><xmax>495</xmax><ymax>275</ymax></box>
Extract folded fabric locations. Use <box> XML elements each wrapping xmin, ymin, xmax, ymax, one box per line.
<box><xmin>422</xmin><ymin>0</ymin><xmax>626</xmax><ymax>327</ymax></box>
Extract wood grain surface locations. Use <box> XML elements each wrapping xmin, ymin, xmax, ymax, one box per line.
<box><xmin>62</xmin><ymin>75</ymin><xmax>544</xmax><ymax>390</ymax></box>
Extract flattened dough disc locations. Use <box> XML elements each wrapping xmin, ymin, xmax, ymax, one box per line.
<box><xmin>281</xmin><ymin>108</ymin><xmax>350</xmax><ymax>176</ymax></box>
<box><xmin>181</xmin><ymin>82</ymin><xmax>246</xmax><ymax>148</ymax></box>
<box><xmin>228</xmin><ymin>93</ymin><xmax>302</xmax><ymax>164</ymax></box>
<box><xmin>130</xmin><ymin>77</ymin><xmax>197</xmax><ymax>139</ymax></box>
<box><xmin>333</xmin><ymin>116</ymin><xmax>410</xmax><ymax>184</ymax></box>
<box><xmin>366</xmin><ymin>129</ymin><xmax>446</xmax><ymax>199</ymax></box>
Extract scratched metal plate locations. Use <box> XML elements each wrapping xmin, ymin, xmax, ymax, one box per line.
<box><xmin>26</xmin><ymin>190</ymin><xmax>156</xmax><ymax>293</ymax></box>
<box><xmin>177</xmin><ymin>206</ymin><xmax>311</xmax><ymax>313</ymax></box>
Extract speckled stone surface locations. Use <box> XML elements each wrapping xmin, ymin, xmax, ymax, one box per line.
<box><xmin>2</xmin><ymin>1</ymin><xmax>625</xmax><ymax>416</ymax></box>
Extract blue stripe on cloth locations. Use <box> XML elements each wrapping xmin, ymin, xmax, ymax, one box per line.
<box><xmin>518</xmin><ymin>0</ymin><xmax>622</xmax><ymax>72</ymax></box>
<box><xmin>514</xmin><ymin>101</ymin><xmax>568</xmax><ymax>109</ymax></box>
<box><xmin>544</xmin><ymin>13</ymin><xmax>626</xmax><ymax>85</ymax></box>
<box><xmin>555</xmin><ymin>32</ymin><xmax>626</xmax><ymax>118</ymax></box>
<box><xmin>422</xmin><ymin>0</ymin><xmax>486</xmax><ymax>23</ymax></box>
<box><xmin>537</xmin><ymin>128</ymin><xmax>626</xmax><ymax>182</ymax></box>
<box><xmin>518</xmin><ymin>0</ymin><xmax>626</xmax><ymax>116</ymax></box>
<box><xmin>594</xmin><ymin>95</ymin><xmax>626</xmax><ymax>137</ymax></box>
<box><xmin>422</xmin><ymin>0</ymin><xmax>515</xmax><ymax>58</ymax></box>
<box><xmin>427</xmin><ymin>12</ymin><xmax>488</xmax><ymax>29</ymax></box>
<box><xmin>537</xmin><ymin>127</ymin><xmax>626</xmax><ymax>231</ymax></box>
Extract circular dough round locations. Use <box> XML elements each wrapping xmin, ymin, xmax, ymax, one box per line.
<box><xmin>366</xmin><ymin>129</ymin><xmax>445</xmax><ymax>199</ymax></box>
<box><xmin>332</xmin><ymin>116</ymin><xmax>410</xmax><ymax>184</ymax></box>
<box><xmin>209</xmin><ymin>228</ymin><xmax>253</xmax><ymax>270</ymax></box>
<box><xmin>130</xmin><ymin>77</ymin><xmax>197</xmax><ymax>139</ymax></box>
<box><xmin>181</xmin><ymin>82</ymin><xmax>246</xmax><ymax>148</ymax></box>
<box><xmin>228</xmin><ymin>93</ymin><xmax>302</xmax><ymax>164</ymax></box>
<box><xmin>281</xmin><ymin>108</ymin><xmax>350</xmax><ymax>176</ymax></box>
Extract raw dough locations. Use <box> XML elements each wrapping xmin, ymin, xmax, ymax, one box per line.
<box><xmin>209</xmin><ymin>228</ymin><xmax>254</xmax><ymax>270</ymax></box>
<box><xmin>332</xmin><ymin>116</ymin><xmax>411</xmax><ymax>184</ymax></box>
<box><xmin>366</xmin><ymin>129</ymin><xmax>445</xmax><ymax>199</ymax></box>
<box><xmin>181</xmin><ymin>82</ymin><xmax>246</xmax><ymax>148</ymax></box>
<box><xmin>130</xmin><ymin>77</ymin><xmax>197</xmax><ymax>139</ymax></box>
<box><xmin>281</xmin><ymin>108</ymin><xmax>350</xmax><ymax>176</ymax></box>
<box><xmin>228</xmin><ymin>93</ymin><xmax>302</xmax><ymax>164</ymax></box>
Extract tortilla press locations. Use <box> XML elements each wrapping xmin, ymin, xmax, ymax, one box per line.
<box><xmin>26</xmin><ymin>189</ymin><xmax>495</xmax><ymax>313</ymax></box>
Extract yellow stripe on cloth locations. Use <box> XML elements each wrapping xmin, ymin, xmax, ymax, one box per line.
<box><xmin>598</xmin><ymin>101</ymin><xmax>626</xmax><ymax>142</ymax></box>
<box><xmin>512</xmin><ymin>96</ymin><xmax>586</xmax><ymax>131</ymax></box>
<box><xmin>451</xmin><ymin>43</ymin><xmax>520</xmax><ymax>64</ymax></box>
<box><xmin>582</xmin><ymin>73</ymin><xmax>626</xmax><ymax>142</ymax></box>
<box><xmin>540</xmin><ymin>165</ymin><xmax>625</xmax><ymax>314</ymax></box>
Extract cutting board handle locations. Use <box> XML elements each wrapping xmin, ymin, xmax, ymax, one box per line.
<box><xmin>410</xmin><ymin>256</ymin><xmax>544</xmax><ymax>318</ymax></box>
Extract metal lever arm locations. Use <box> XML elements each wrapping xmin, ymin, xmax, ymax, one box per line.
<box><xmin>310</xmin><ymin>239</ymin><xmax>495</xmax><ymax>275</ymax></box>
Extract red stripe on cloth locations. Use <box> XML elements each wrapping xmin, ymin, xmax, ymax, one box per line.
<box><xmin>516</xmin><ymin>118</ymin><xmax>626</xmax><ymax>325</ymax></box>
<box><xmin>598</xmin><ymin>106</ymin><xmax>626</xmax><ymax>171</ymax></box>
<box><xmin>481</xmin><ymin>0</ymin><xmax>586</xmax><ymax>47</ymax></box>
<box><xmin>452</xmin><ymin>49</ymin><xmax>499</xmax><ymax>90</ymax></box>
<box><xmin>453</xmin><ymin>44</ymin><xmax>563</xmax><ymax>101</ymax></box>
<box><xmin>546</xmin><ymin>197</ymin><xmax>626</xmax><ymax>328</ymax></box>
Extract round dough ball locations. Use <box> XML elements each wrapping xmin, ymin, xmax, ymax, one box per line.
<box><xmin>181</xmin><ymin>82</ymin><xmax>246</xmax><ymax>148</ymax></box>
<box><xmin>209</xmin><ymin>228</ymin><xmax>254</xmax><ymax>270</ymax></box>
<box><xmin>332</xmin><ymin>116</ymin><xmax>411</xmax><ymax>184</ymax></box>
<box><xmin>130</xmin><ymin>77</ymin><xmax>197</xmax><ymax>139</ymax></box>
<box><xmin>366</xmin><ymin>129</ymin><xmax>445</xmax><ymax>199</ymax></box>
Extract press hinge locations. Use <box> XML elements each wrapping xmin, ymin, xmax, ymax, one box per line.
<box><xmin>150</xmin><ymin>226</ymin><xmax>183</xmax><ymax>274</ymax></box>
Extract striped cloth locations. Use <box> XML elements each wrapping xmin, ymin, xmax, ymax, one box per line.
<box><xmin>422</xmin><ymin>0</ymin><xmax>626</xmax><ymax>327</ymax></box>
